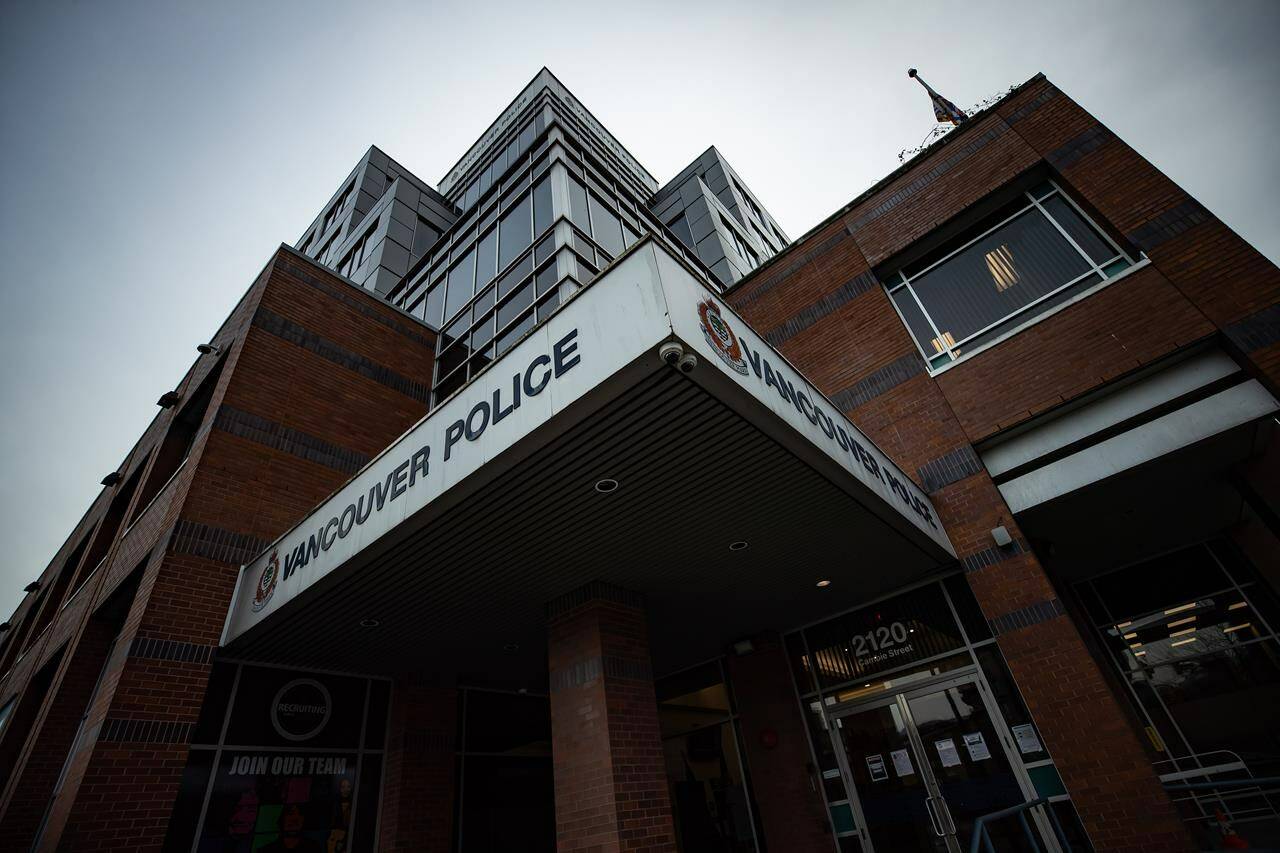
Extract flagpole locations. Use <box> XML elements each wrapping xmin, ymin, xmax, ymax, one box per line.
<box><xmin>907</xmin><ymin>68</ymin><xmax>968</xmax><ymax>125</ymax></box>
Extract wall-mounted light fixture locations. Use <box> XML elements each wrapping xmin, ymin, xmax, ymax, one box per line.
<box><xmin>196</xmin><ymin>343</ymin><xmax>221</xmax><ymax>355</ymax></box>
<box><xmin>157</xmin><ymin>391</ymin><xmax>182</xmax><ymax>408</ymax></box>
<box><xmin>101</xmin><ymin>471</ymin><xmax>122</xmax><ymax>487</ymax></box>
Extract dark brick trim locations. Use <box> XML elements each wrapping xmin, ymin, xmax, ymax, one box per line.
<box><xmin>961</xmin><ymin>540</ymin><xmax>1024</xmax><ymax>574</ymax></box>
<box><xmin>215</xmin><ymin>405</ymin><xmax>370</xmax><ymax>475</ymax></box>
<box><xmin>848</xmin><ymin>123</ymin><xmax>1008</xmax><ymax>231</ymax></box>
<box><xmin>1125</xmin><ymin>200</ymin><xmax>1212</xmax><ymax>253</ymax></box>
<box><xmin>99</xmin><ymin>717</ymin><xmax>195</xmax><ymax>744</ymax></box>
<box><xmin>989</xmin><ymin>598</ymin><xmax>1065</xmax><ymax>636</ymax></box>
<box><xmin>1004</xmin><ymin>84</ymin><xmax>1059</xmax><ymax>125</ymax></box>
<box><xmin>762</xmin><ymin>271</ymin><xmax>878</xmax><ymax>347</ymax></box>
<box><xmin>400</xmin><ymin>730</ymin><xmax>453</xmax><ymax>755</ymax></box>
<box><xmin>549</xmin><ymin>655</ymin><xmax>653</xmax><ymax>692</ymax></box>
<box><xmin>129</xmin><ymin>635</ymin><xmax>215</xmax><ymax>665</ymax></box>
<box><xmin>547</xmin><ymin>580</ymin><xmax>644</xmax><ymax>619</ymax></box>
<box><xmin>733</xmin><ymin>229</ymin><xmax>852</xmax><ymax>308</ymax></box>
<box><xmin>830</xmin><ymin>352</ymin><xmax>926</xmax><ymax>412</ymax></box>
<box><xmin>252</xmin><ymin>307</ymin><xmax>429</xmax><ymax>403</ymax></box>
<box><xmin>918</xmin><ymin>445</ymin><xmax>984</xmax><ymax>493</ymax></box>
<box><xmin>1045</xmin><ymin>124</ymin><xmax>1114</xmax><ymax>171</ymax></box>
<box><xmin>1224</xmin><ymin>304</ymin><xmax>1280</xmax><ymax>353</ymax></box>
<box><xmin>277</xmin><ymin>257</ymin><xmax>434</xmax><ymax>347</ymax></box>
<box><xmin>170</xmin><ymin>519</ymin><xmax>269</xmax><ymax>566</ymax></box>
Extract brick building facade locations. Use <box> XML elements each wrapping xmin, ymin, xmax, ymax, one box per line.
<box><xmin>1</xmin><ymin>71</ymin><xmax>1277</xmax><ymax>853</ymax></box>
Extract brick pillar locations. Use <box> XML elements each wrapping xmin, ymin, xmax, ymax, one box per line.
<box><xmin>547</xmin><ymin>582</ymin><xmax>676</xmax><ymax>853</ymax></box>
<box><xmin>944</xmin><ymin>476</ymin><xmax>1193</xmax><ymax>853</ymax></box>
<box><xmin>378</xmin><ymin>678</ymin><xmax>457</xmax><ymax>852</ymax></box>
<box><xmin>725</xmin><ymin>633</ymin><xmax>832</xmax><ymax>853</ymax></box>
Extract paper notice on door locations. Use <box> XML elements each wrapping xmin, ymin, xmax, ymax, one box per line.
<box><xmin>934</xmin><ymin>738</ymin><xmax>962</xmax><ymax>768</ymax></box>
<box><xmin>890</xmin><ymin>748</ymin><xmax>915</xmax><ymax>777</ymax></box>
<box><xmin>962</xmin><ymin>732</ymin><xmax>992</xmax><ymax>761</ymax></box>
<box><xmin>1012</xmin><ymin>724</ymin><xmax>1043</xmax><ymax>755</ymax></box>
<box><xmin>866</xmin><ymin>753</ymin><xmax>889</xmax><ymax>782</ymax></box>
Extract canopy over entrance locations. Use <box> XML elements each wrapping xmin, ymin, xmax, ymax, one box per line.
<box><xmin>222</xmin><ymin>239</ymin><xmax>955</xmax><ymax>684</ymax></box>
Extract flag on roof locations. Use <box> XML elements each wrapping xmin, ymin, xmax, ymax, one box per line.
<box><xmin>908</xmin><ymin>68</ymin><xmax>968</xmax><ymax>125</ymax></box>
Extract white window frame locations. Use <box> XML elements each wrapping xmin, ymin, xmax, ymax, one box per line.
<box><xmin>885</xmin><ymin>180</ymin><xmax>1140</xmax><ymax>375</ymax></box>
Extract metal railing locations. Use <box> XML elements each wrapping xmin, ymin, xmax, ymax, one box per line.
<box><xmin>968</xmin><ymin>797</ymin><xmax>1072</xmax><ymax>853</ymax></box>
<box><xmin>1158</xmin><ymin>750</ymin><xmax>1280</xmax><ymax>831</ymax></box>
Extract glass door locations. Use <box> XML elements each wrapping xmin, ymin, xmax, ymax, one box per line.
<box><xmin>830</xmin><ymin>674</ymin><xmax>1052</xmax><ymax>853</ymax></box>
<box><xmin>903</xmin><ymin>680</ymin><xmax>1039</xmax><ymax>852</ymax></box>
<box><xmin>831</xmin><ymin>695</ymin><xmax>952</xmax><ymax>852</ymax></box>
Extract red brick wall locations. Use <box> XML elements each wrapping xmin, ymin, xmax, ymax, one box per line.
<box><xmin>2</xmin><ymin>248</ymin><xmax>436</xmax><ymax>852</ymax></box>
<box><xmin>548</xmin><ymin>586</ymin><xmax>676</xmax><ymax>853</ymax></box>
<box><xmin>722</xmin><ymin>74</ymin><xmax>1257</xmax><ymax>851</ymax></box>
<box><xmin>0</xmin><ymin>616</ymin><xmax>116</xmax><ymax>848</ymax></box>
<box><xmin>725</xmin><ymin>635</ymin><xmax>831</xmax><ymax>852</ymax></box>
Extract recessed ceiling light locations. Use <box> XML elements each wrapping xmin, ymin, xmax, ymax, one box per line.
<box><xmin>729</xmin><ymin>540</ymin><xmax>749</xmax><ymax>552</ymax></box>
<box><xmin>594</xmin><ymin>478</ymin><xmax>619</xmax><ymax>494</ymax></box>
<box><xmin>359</xmin><ymin>618</ymin><xmax>380</xmax><ymax>628</ymax></box>
<box><xmin>816</xmin><ymin>579</ymin><xmax>832</xmax><ymax>588</ymax></box>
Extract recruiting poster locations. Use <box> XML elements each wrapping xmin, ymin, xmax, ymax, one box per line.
<box><xmin>934</xmin><ymin>738</ymin><xmax>961</xmax><ymax>768</ymax></box>
<box><xmin>962</xmin><ymin>732</ymin><xmax>991</xmax><ymax>762</ymax></box>
<box><xmin>198</xmin><ymin>752</ymin><xmax>358</xmax><ymax>852</ymax></box>
<box><xmin>166</xmin><ymin>663</ymin><xmax>389</xmax><ymax>853</ymax></box>
<box><xmin>1012</xmin><ymin>724</ymin><xmax>1043</xmax><ymax>755</ymax></box>
<box><xmin>890</xmin><ymin>748</ymin><xmax>915</xmax><ymax>777</ymax></box>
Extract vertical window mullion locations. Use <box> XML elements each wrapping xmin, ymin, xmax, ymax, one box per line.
<box><xmin>1048</xmin><ymin>180</ymin><xmax>1136</xmax><ymax>265</ymax></box>
<box><xmin>902</xmin><ymin>271</ymin><xmax>956</xmax><ymax>363</ymax></box>
<box><xmin>1028</xmin><ymin>190</ymin><xmax>1104</xmax><ymax>275</ymax></box>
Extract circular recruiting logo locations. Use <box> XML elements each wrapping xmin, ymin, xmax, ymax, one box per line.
<box><xmin>697</xmin><ymin>299</ymin><xmax>749</xmax><ymax>375</ymax></box>
<box><xmin>251</xmin><ymin>550</ymin><xmax>280</xmax><ymax>613</ymax></box>
<box><xmin>271</xmin><ymin>678</ymin><xmax>332</xmax><ymax>742</ymax></box>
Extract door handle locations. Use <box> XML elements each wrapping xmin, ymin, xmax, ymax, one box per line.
<box><xmin>924</xmin><ymin>796</ymin><xmax>945</xmax><ymax>837</ymax></box>
<box><xmin>936</xmin><ymin>796</ymin><xmax>957</xmax><ymax>835</ymax></box>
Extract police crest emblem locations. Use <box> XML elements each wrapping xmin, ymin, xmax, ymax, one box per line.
<box><xmin>698</xmin><ymin>299</ymin><xmax>749</xmax><ymax>375</ymax></box>
<box><xmin>252</xmin><ymin>549</ymin><xmax>280</xmax><ymax>612</ymax></box>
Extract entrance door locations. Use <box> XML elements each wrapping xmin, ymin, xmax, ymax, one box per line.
<box><xmin>830</xmin><ymin>675</ymin><xmax>1050</xmax><ymax>853</ymax></box>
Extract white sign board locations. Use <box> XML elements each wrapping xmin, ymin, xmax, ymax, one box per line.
<box><xmin>657</xmin><ymin>249</ymin><xmax>949</xmax><ymax>552</ymax></box>
<box><xmin>224</xmin><ymin>242</ymin><xmax>953</xmax><ymax>645</ymax></box>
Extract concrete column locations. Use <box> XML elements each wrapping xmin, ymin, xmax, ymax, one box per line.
<box><xmin>378</xmin><ymin>677</ymin><xmax>457</xmax><ymax>852</ymax></box>
<box><xmin>726</xmin><ymin>633</ymin><xmax>833</xmax><ymax>853</ymax></box>
<box><xmin>547</xmin><ymin>582</ymin><xmax>676</xmax><ymax>853</ymax></box>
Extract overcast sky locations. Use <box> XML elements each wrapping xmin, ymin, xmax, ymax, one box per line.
<box><xmin>1</xmin><ymin>0</ymin><xmax>1277</xmax><ymax>620</ymax></box>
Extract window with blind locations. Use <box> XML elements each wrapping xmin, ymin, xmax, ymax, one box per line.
<box><xmin>886</xmin><ymin>180</ymin><xmax>1135</xmax><ymax>370</ymax></box>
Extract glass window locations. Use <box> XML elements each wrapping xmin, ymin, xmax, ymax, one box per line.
<box><xmin>533</xmin><ymin>177</ymin><xmax>553</xmax><ymax>237</ymax></box>
<box><xmin>412</xmin><ymin>217</ymin><xmax>439</xmax><ymax>257</ymax></box>
<box><xmin>566</xmin><ymin>175</ymin><xmax>590</xmax><ymax>233</ymax></box>
<box><xmin>535</xmin><ymin>264</ymin><xmax>558</xmax><ymax>297</ymax></box>
<box><xmin>888</xmin><ymin>183</ymin><xmax>1129</xmax><ymax>367</ymax></box>
<box><xmin>474</xmin><ymin>228</ymin><xmax>497</xmax><ymax>291</ymax></box>
<box><xmin>588</xmin><ymin>194</ymin><xmax>624</xmax><ymax>258</ymax></box>
<box><xmin>499</xmin><ymin>194</ymin><xmax>533</xmax><ymax>271</ymax></box>
<box><xmin>445</xmin><ymin>249</ymin><xmax>476</xmax><ymax>322</ymax></box>
<box><xmin>668</xmin><ymin>213</ymin><xmax>695</xmax><ymax>249</ymax></box>
<box><xmin>497</xmin><ymin>255</ymin><xmax>532</xmax><ymax>300</ymax></box>
<box><xmin>1080</xmin><ymin>540</ymin><xmax>1280</xmax><ymax>775</ymax></box>
<box><xmin>496</xmin><ymin>311</ymin><xmax>535</xmax><ymax>356</ymax></box>
<box><xmin>497</xmin><ymin>281</ymin><xmax>534</xmax><ymax>330</ymax></box>
<box><xmin>423</xmin><ymin>281</ymin><xmax>446</xmax><ymax>327</ymax></box>
<box><xmin>802</xmin><ymin>584</ymin><xmax>967</xmax><ymax>691</ymax></box>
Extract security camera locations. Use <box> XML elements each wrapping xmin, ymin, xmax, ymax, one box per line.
<box><xmin>197</xmin><ymin>343</ymin><xmax>220</xmax><ymax>355</ymax></box>
<box><xmin>659</xmin><ymin>342</ymin><xmax>684</xmax><ymax>366</ymax></box>
<box><xmin>678</xmin><ymin>353</ymin><xmax>698</xmax><ymax>374</ymax></box>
